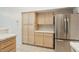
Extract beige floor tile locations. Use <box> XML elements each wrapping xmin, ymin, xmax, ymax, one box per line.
<box><xmin>16</xmin><ymin>44</ymin><xmax>54</xmax><ymax>52</ymax></box>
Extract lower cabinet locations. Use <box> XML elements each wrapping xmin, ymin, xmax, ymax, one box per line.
<box><xmin>35</xmin><ymin>32</ymin><xmax>54</xmax><ymax>48</ymax></box>
<box><xmin>0</xmin><ymin>37</ymin><xmax>16</xmax><ymax>52</ymax></box>
<box><xmin>35</xmin><ymin>32</ymin><xmax>43</xmax><ymax>46</ymax></box>
<box><xmin>44</xmin><ymin>33</ymin><xmax>53</xmax><ymax>48</ymax></box>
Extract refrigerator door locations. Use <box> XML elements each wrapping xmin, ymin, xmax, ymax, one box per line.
<box><xmin>55</xmin><ymin>39</ymin><xmax>71</xmax><ymax>52</ymax></box>
<box><xmin>55</xmin><ymin>14</ymin><xmax>79</xmax><ymax>52</ymax></box>
<box><xmin>55</xmin><ymin>14</ymin><xmax>67</xmax><ymax>39</ymax></box>
<box><xmin>55</xmin><ymin>14</ymin><xmax>71</xmax><ymax>52</ymax></box>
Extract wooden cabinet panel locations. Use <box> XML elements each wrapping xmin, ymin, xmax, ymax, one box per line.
<box><xmin>22</xmin><ymin>13</ymin><xmax>29</xmax><ymax>25</ymax></box>
<box><xmin>22</xmin><ymin>25</ymin><xmax>28</xmax><ymax>43</ymax></box>
<box><xmin>28</xmin><ymin>25</ymin><xmax>34</xmax><ymax>44</ymax></box>
<box><xmin>0</xmin><ymin>37</ymin><xmax>16</xmax><ymax>52</ymax></box>
<box><xmin>1</xmin><ymin>43</ymin><xmax>16</xmax><ymax>52</ymax></box>
<box><xmin>44</xmin><ymin>33</ymin><xmax>53</xmax><ymax>48</ymax></box>
<box><xmin>49</xmin><ymin>16</ymin><xmax>53</xmax><ymax>24</ymax></box>
<box><xmin>37</xmin><ymin>13</ymin><xmax>53</xmax><ymax>24</ymax></box>
<box><xmin>0</xmin><ymin>37</ymin><xmax>16</xmax><ymax>49</ymax></box>
<box><xmin>35</xmin><ymin>32</ymin><xmax>43</xmax><ymax>46</ymax></box>
<box><xmin>45</xmin><ymin>13</ymin><xmax>53</xmax><ymax>24</ymax></box>
<box><xmin>22</xmin><ymin>25</ymin><xmax>28</xmax><ymax>35</ymax></box>
<box><xmin>28</xmin><ymin>25</ymin><xmax>34</xmax><ymax>35</ymax></box>
<box><xmin>44</xmin><ymin>36</ymin><xmax>53</xmax><ymax>48</ymax></box>
<box><xmin>37</xmin><ymin>13</ymin><xmax>45</xmax><ymax>24</ymax></box>
<box><xmin>22</xmin><ymin>13</ymin><xmax>35</xmax><ymax>25</ymax></box>
<box><xmin>29</xmin><ymin>13</ymin><xmax>35</xmax><ymax>25</ymax></box>
<box><xmin>22</xmin><ymin>35</ymin><xmax>28</xmax><ymax>43</ymax></box>
<box><xmin>10</xmin><ymin>48</ymin><xmax>16</xmax><ymax>52</ymax></box>
<box><xmin>28</xmin><ymin>36</ymin><xmax>34</xmax><ymax>44</ymax></box>
<box><xmin>22</xmin><ymin>12</ymin><xmax>35</xmax><ymax>44</ymax></box>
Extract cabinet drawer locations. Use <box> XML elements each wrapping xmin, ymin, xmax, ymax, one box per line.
<box><xmin>44</xmin><ymin>33</ymin><xmax>53</xmax><ymax>37</ymax></box>
<box><xmin>1</xmin><ymin>43</ymin><xmax>16</xmax><ymax>52</ymax></box>
<box><xmin>0</xmin><ymin>38</ymin><xmax>16</xmax><ymax>49</ymax></box>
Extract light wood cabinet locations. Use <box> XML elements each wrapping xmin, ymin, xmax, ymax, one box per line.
<box><xmin>35</xmin><ymin>32</ymin><xmax>54</xmax><ymax>48</ymax></box>
<box><xmin>45</xmin><ymin>13</ymin><xmax>53</xmax><ymax>24</ymax></box>
<box><xmin>44</xmin><ymin>33</ymin><xmax>53</xmax><ymax>48</ymax></box>
<box><xmin>37</xmin><ymin>13</ymin><xmax>45</xmax><ymax>24</ymax></box>
<box><xmin>0</xmin><ymin>37</ymin><xmax>16</xmax><ymax>52</ymax></box>
<box><xmin>22</xmin><ymin>12</ymin><xmax>54</xmax><ymax>49</ymax></box>
<box><xmin>35</xmin><ymin>32</ymin><xmax>43</xmax><ymax>46</ymax></box>
<box><xmin>22</xmin><ymin>12</ymin><xmax>35</xmax><ymax>44</ymax></box>
<box><xmin>37</xmin><ymin>13</ymin><xmax>53</xmax><ymax>24</ymax></box>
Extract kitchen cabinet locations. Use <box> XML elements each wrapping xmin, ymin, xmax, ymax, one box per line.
<box><xmin>22</xmin><ymin>12</ymin><xmax>36</xmax><ymax>45</ymax></box>
<box><xmin>44</xmin><ymin>13</ymin><xmax>53</xmax><ymax>24</ymax></box>
<box><xmin>37</xmin><ymin>13</ymin><xmax>53</xmax><ymax>24</ymax></box>
<box><xmin>37</xmin><ymin>13</ymin><xmax>45</xmax><ymax>24</ymax></box>
<box><xmin>0</xmin><ymin>37</ymin><xmax>16</xmax><ymax>52</ymax></box>
<box><xmin>35</xmin><ymin>32</ymin><xmax>43</xmax><ymax>46</ymax></box>
<box><xmin>35</xmin><ymin>32</ymin><xmax>54</xmax><ymax>48</ymax></box>
<box><xmin>43</xmin><ymin>33</ymin><xmax>53</xmax><ymax>48</ymax></box>
<box><xmin>22</xmin><ymin>12</ymin><xmax>54</xmax><ymax>49</ymax></box>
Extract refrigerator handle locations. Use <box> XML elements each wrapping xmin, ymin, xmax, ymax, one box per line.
<box><xmin>66</xmin><ymin>17</ymin><xmax>69</xmax><ymax>34</ymax></box>
<box><xmin>64</xmin><ymin>17</ymin><xmax>67</xmax><ymax>33</ymax></box>
<box><xmin>64</xmin><ymin>16</ymin><xmax>69</xmax><ymax>34</ymax></box>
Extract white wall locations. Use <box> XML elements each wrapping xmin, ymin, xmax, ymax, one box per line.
<box><xmin>0</xmin><ymin>7</ymin><xmax>59</xmax><ymax>46</ymax></box>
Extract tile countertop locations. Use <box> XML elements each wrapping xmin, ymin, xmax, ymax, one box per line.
<box><xmin>70</xmin><ymin>42</ymin><xmax>79</xmax><ymax>52</ymax></box>
<box><xmin>35</xmin><ymin>30</ymin><xmax>55</xmax><ymax>33</ymax></box>
<box><xmin>0</xmin><ymin>33</ymin><xmax>16</xmax><ymax>41</ymax></box>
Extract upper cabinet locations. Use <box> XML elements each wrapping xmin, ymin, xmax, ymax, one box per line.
<box><xmin>36</xmin><ymin>12</ymin><xmax>54</xmax><ymax>25</ymax></box>
<box><xmin>22</xmin><ymin>12</ymin><xmax>36</xmax><ymax>25</ymax></box>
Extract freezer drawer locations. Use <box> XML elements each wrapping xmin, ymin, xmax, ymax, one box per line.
<box><xmin>55</xmin><ymin>39</ymin><xmax>71</xmax><ymax>52</ymax></box>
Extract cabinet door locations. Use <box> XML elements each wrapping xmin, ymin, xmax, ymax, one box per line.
<box><xmin>35</xmin><ymin>32</ymin><xmax>43</xmax><ymax>46</ymax></box>
<box><xmin>22</xmin><ymin>25</ymin><xmax>28</xmax><ymax>43</ymax></box>
<box><xmin>49</xmin><ymin>13</ymin><xmax>53</xmax><ymax>24</ymax></box>
<box><xmin>29</xmin><ymin>13</ymin><xmax>36</xmax><ymax>25</ymax></box>
<box><xmin>37</xmin><ymin>13</ymin><xmax>45</xmax><ymax>24</ymax></box>
<box><xmin>45</xmin><ymin>13</ymin><xmax>53</xmax><ymax>24</ymax></box>
<box><xmin>22</xmin><ymin>13</ymin><xmax>29</xmax><ymax>25</ymax></box>
<box><xmin>44</xmin><ymin>33</ymin><xmax>53</xmax><ymax>48</ymax></box>
<box><xmin>28</xmin><ymin>25</ymin><xmax>34</xmax><ymax>44</ymax></box>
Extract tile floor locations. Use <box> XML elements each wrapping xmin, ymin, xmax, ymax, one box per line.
<box><xmin>16</xmin><ymin>44</ymin><xmax>54</xmax><ymax>52</ymax></box>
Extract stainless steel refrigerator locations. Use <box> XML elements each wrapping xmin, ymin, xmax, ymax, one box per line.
<box><xmin>55</xmin><ymin>14</ymin><xmax>79</xmax><ymax>52</ymax></box>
